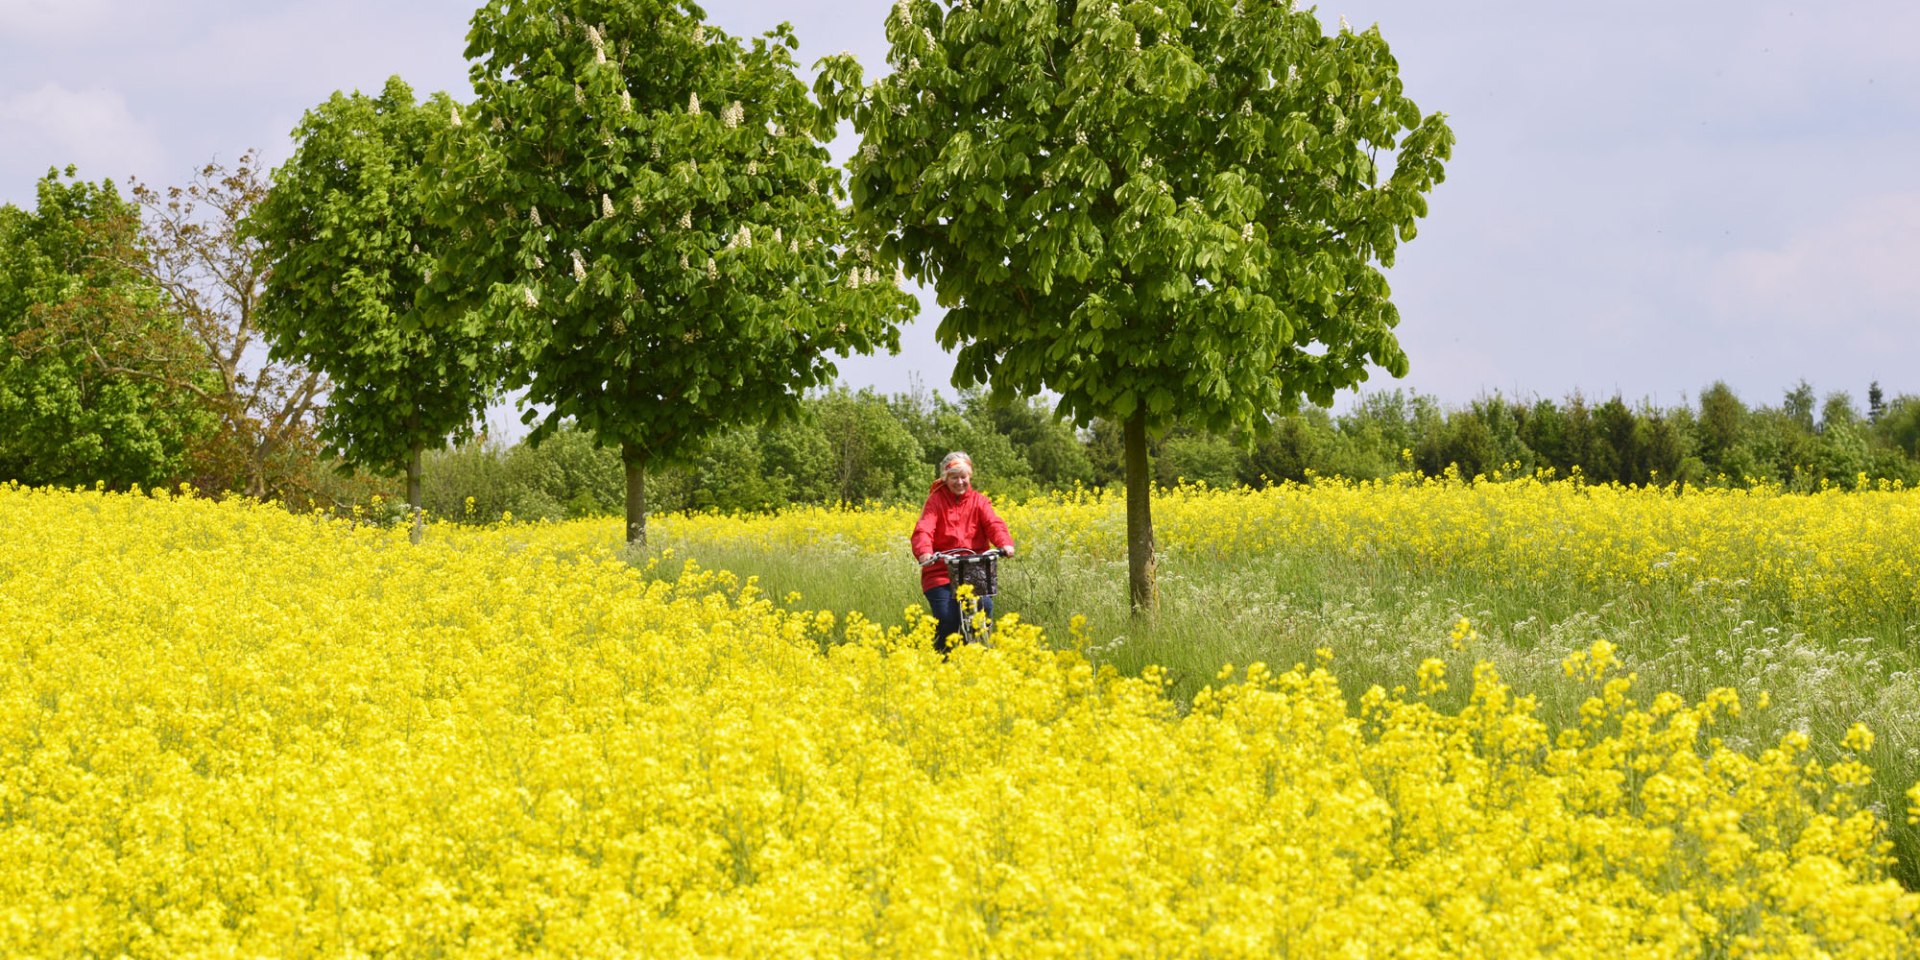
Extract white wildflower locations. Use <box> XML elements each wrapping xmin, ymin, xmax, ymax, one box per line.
<box><xmin>689</xmin><ymin>92</ymin><xmax>702</xmax><ymax>115</ymax></box>
<box><xmin>601</xmin><ymin>193</ymin><xmax>614</xmax><ymax>218</ymax></box>
<box><xmin>571</xmin><ymin>251</ymin><xmax>587</xmax><ymax>281</ymax></box>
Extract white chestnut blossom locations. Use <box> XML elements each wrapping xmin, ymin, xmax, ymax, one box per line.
<box><xmin>529</xmin><ymin>206</ymin><xmax>542</xmax><ymax>227</ymax></box>
<box><xmin>689</xmin><ymin>92</ymin><xmax>702</xmax><ymax>115</ymax></box>
<box><xmin>705</xmin><ymin>257</ymin><xmax>718</xmax><ymax>279</ymax></box>
<box><xmin>571</xmin><ymin>251</ymin><xmax>587</xmax><ymax>281</ymax></box>
<box><xmin>746</xmin><ymin>160</ymin><xmax>759</xmax><ymax>176</ymax></box>
<box><xmin>522</xmin><ymin>286</ymin><xmax>539</xmax><ymax>308</ymax></box>
<box><xmin>450</xmin><ymin>105</ymin><xmax>462</xmax><ymax>127</ymax></box>
<box><xmin>601</xmin><ymin>194</ymin><xmax>614</xmax><ymax>218</ymax></box>
<box><xmin>1242</xmin><ymin>222</ymin><xmax>1255</xmax><ymax>242</ymax></box>
<box><xmin>722</xmin><ymin>101</ymin><xmax>744</xmax><ymax>129</ymax></box>
<box><xmin>620</xmin><ymin>89</ymin><xmax>632</xmax><ymax>112</ymax></box>
<box><xmin>678</xmin><ymin>210</ymin><xmax>693</xmax><ymax>229</ymax></box>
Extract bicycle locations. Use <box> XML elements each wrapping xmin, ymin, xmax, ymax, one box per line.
<box><xmin>919</xmin><ymin>547</ymin><xmax>1009</xmax><ymax>649</ymax></box>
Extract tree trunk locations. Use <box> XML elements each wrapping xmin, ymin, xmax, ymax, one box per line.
<box><xmin>1124</xmin><ymin>409</ymin><xmax>1158</xmax><ymax>617</ymax></box>
<box><xmin>407</xmin><ymin>442</ymin><xmax>424</xmax><ymax>545</ymax></box>
<box><xmin>622</xmin><ymin>441</ymin><xmax>648</xmax><ymax>547</ymax></box>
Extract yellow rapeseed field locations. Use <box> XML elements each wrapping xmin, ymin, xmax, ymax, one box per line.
<box><xmin>3</xmin><ymin>482</ymin><xmax>1918</xmax><ymax>958</ymax></box>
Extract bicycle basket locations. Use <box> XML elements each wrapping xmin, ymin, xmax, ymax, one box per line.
<box><xmin>945</xmin><ymin>553</ymin><xmax>1000</xmax><ymax>599</ymax></box>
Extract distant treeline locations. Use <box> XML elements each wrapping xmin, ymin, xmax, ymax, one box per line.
<box><xmin>392</xmin><ymin>379</ymin><xmax>1920</xmax><ymax>523</ymax></box>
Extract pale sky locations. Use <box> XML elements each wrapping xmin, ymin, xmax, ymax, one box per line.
<box><xmin>5</xmin><ymin>0</ymin><xmax>1916</xmax><ymax>427</ymax></box>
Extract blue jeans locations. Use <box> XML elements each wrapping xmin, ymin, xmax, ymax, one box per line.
<box><xmin>925</xmin><ymin>583</ymin><xmax>994</xmax><ymax>655</ymax></box>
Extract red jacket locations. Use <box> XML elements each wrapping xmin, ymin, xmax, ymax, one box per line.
<box><xmin>911</xmin><ymin>480</ymin><xmax>1014</xmax><ymax>591</ymax></box>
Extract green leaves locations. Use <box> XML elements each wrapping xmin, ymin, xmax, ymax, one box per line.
<box><xmin>252</xmin><ymin>78</ymin><xmax>498</xmax><ymax>475</ymax></box>
<box><xmin>831</xmin><ymin>0</ymin><xmax>1449</xmax><ymax>435</ymax></box>
<box><xmin>441</xmin><ymin>0</ymin><xmax>912</xmax><ymax>474</ymax></box>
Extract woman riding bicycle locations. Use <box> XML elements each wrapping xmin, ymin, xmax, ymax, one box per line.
<box><xmin>911</xmin><ymin>451</ymin><xmax>1016</xmax><ymax>654</ymax></box>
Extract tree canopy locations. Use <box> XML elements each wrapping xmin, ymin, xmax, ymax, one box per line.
<box><xmin>0</xmin><ymin>169</ymin><xmax>214</xmax><ymax>488</ymax></box>
<box><xmin>437</xmin><ymin>0</ymin><xmax>916</xmax><ymax>543</ymax></box>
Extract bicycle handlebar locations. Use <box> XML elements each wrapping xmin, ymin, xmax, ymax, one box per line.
<box><xmin>918</xmin><ymin>547</ymin><xmax>1012</xmax><ymax>567</ymax></box>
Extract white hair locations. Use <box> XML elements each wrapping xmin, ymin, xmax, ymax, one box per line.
<box><xmin>940</xmin><ymin>451</ymin><xmax>973</xmax><ymax>474</ymax></box>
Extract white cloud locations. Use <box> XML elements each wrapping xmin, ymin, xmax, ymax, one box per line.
<box><xmin>0</xmin><ymin>83</ymin><xmax>167</xmax><ymax>191</ymax></box>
